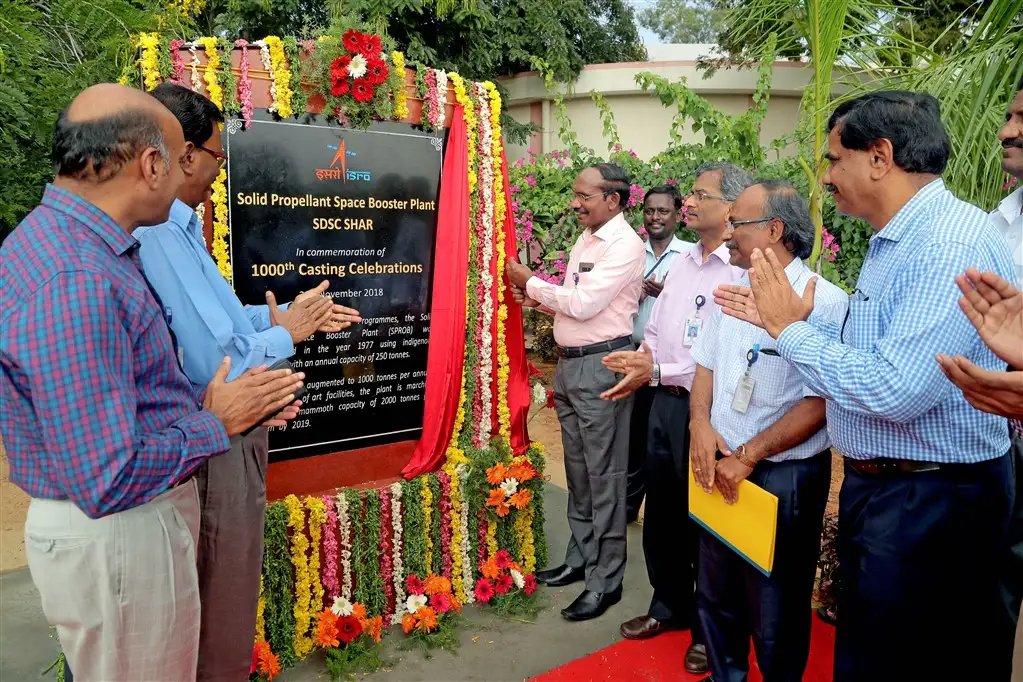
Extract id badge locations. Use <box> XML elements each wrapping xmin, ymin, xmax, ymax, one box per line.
<box><xmin>683</xmin><ymin>317</ymin><xmax>704</xmax><ymax>347</ymax></box>
<box><xmin>731</xmin><ymin>374</ymin><xmax>755</xmax><ymax>413</ymax></box>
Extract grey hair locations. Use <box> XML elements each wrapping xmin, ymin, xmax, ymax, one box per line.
<box><xmin>51</xmin><ymin>107</ymin><xmax>169</xmax><ymax>181</ymax></box>
<box><xmin>759</xmin><ymin>179</ymin><xmax>815</xmax><ymax>259</ymax></box>
<box><xmin>695</xmin><ymin>162</ymin><xmax>755</xmax><ymax>201</ymax></box>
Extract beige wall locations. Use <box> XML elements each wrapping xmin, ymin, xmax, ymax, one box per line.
<box><xmin>500</xmin><ymin>58</ymin><xmax>813</xmax><ymax>164</ymax></box>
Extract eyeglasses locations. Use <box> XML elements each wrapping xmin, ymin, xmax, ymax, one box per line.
<box><xmin>726</xmin><ymin>216</ymin><xmax>775</xmax><ymax>231</ymax></box>
<box><xmin>198</xmin><ymin>145</ymin><xmax>228</xmax><ymax>170</ymax></box>
<box><xmin>686</xmin><ymin>189</ymin><xmax>727</xmax><ymax>202</ymax></box>
<box><xmin>573</xmin><ymin>190</ymin><xmax>610</xmax><ymax>201</ymax></box>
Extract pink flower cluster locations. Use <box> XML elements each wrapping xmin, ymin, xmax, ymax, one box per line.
<box><xmin>424</xmin><ymin>69</ymin><xmax>440</xmax><ymax>128</ymax></box>
<box><xmin>821</xmin><ymin>227</ymin><xmax>841</xmax><ymax>262</ymax></box>
<box><xmin>169</xmin><ymin>40</ymin><xmax>186</xmax><ymax>85</ymax></box>
<box><xmin>477</xmin><ymin>506</ymin><xmax>489</xmax><ymax>567</ymax></box>
<box><xmin>627</xmin><ymin>184</ymin><xmax>645</xmax><ymax>209</ymax></box>
<box><xmin>514</xmin><ymin>206</ymin><xmax>534</xmax><ymax>244</ymax></box>
<box><xmin>322</xmin><ymin>496</ymin><xmax>340</xmax><ymax>599</ymax></box>
<box><xmin>379</xmin><ymin>487</ymin><xmax>395</xmax><ymax>620</ymax></box>
<box><xmin>234</xmin><ymin>39</ymin><xmax>254</xmax><ymax>128</ymax></box>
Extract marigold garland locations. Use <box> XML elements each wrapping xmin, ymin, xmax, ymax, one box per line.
<box><xmin>197</xmin><ymin>37</ymin><xmax>223</xmax><ymax>110</ymax></box>
<box><xmin>284</xmin><ymin>495</ymin><xmax>314</xmax><ymax>658</ymax></box>
<box><xmin>306</xmin><ymin>496</ymin><xmax>327</xmax><ymax>622</ymax></box>
<box><xmin>486</xmin><ymin>516</ymin><xmax>498</xmax><ymax>558</ymax></box>
<box><xmin>513</xmin><ymin>507</ymin><xmax>536</xmax><ymax>573</ymax></box>
<box><xmin>264</xmin><ymin>36</ymin><xmax>294</xmax><ymax>118</ymax></box>
<box><xmin>391</xmin><ymin>51</ymin><xmax>409</xmax><ymax>120</ymax></box>
<box><xmin>255</xmin><ymin>575</ymin><xmax>266</xmax><ymax>643</ymax></box>
<box><xmin>437</xmin><ymin>471</ymin><xmax>453</xmax><ymax>579</ymax></box>
<box><xmin>138</xmin><ymin>32</ymin><xmax>162</xmax><ymax>91</ymax></box>
<box><xmin>210</xmin><ymin>169</ymin><xmax>231</xmax><ymax>282</ymax></box>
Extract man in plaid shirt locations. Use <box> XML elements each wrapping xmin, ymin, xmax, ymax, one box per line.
<box><xmin>0</xmin><ymin>84</ymin><xmax>304</xmax><ymax>681</ymax></box>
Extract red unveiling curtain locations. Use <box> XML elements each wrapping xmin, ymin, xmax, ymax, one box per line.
<box><xmin>499</xmin><ymin>147</ymin><xmax>532</xmax><ymax>455</ymax></box>
<box><xmin>402</xmin><ymin>106</ymin><xmax>470</xmax><ymax>479</ymax></box>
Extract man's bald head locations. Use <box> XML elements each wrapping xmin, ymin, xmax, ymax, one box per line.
<box><xmin>51</xmin><ymin>83</ymin><xmax>187</xmax><ymax>230</ymax></box>
<box><xmin>53</xmin><ymin>84</ymin><xmax>183</xmax><ymax>182</ymax></box>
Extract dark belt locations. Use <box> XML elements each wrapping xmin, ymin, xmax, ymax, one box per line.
<box><xmin>558</xmin><ymin>335</ymin><xmax>632</xmax><ymax>359</ymax></box>
<box><xmin>845</xmin><ymin>458</ymin><xmax>943</xmax><ymax>476</ymax></box>
<box><xmin>660</xmin><ymin>385</ymin><xmax>688</xmax><ymax>397</ymax></box>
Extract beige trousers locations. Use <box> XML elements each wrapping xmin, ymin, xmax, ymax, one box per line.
<box><xmin>25</xmin><ymin>480</ymin><xmax>202</xmax><ymax>682</ymax></box>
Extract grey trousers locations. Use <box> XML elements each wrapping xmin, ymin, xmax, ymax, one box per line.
<box><xmin>195</xmin><ymin>427</ymin><xmax>269</xmax><ymax>682</ymax></box>
<box><xmin>554</xmin><ymin>349</ymin><xmax>633</xmax><ymax>593</ymax></box>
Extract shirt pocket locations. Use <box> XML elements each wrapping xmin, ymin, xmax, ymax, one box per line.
<box><xmin>846</xmin><ymin>300</ymin><xmax>884</xmax><ymax>351</ymax></box>
<box><xmin>749</xmin><ymin>355</ymin><xmax>800</xmax><ymax>408</ymax></box>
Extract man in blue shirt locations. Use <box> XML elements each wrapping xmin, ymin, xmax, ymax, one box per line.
<box><xmin>136</xmin><ymin>83</ymin><xmax>362</xmax><ymax>681</ymax></box>
<box><xmin>717</xmin><ymin>91</ymin><xmax>1016</xmax><ymax>682</ymax></box>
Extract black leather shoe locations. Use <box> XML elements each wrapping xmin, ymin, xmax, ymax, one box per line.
<box><xmin>561</xmin><ymin>586</ymin><xmax>623</xmax><ymax>621</ymax></box>
<box><xmin>536</xmin><ymin>564</ymin><xmax>585</xmax><ymax>587</ymax></box>
<box><xmin>685</xmin><ymin>642</ymin><xmax>709</xmax><ymax>674</ymax></box>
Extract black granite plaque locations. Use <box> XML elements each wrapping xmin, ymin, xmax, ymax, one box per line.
<box><xmin>226</xmin><ymin>115</ymin><xmax>444</xmax><ymax>461</ymax></box>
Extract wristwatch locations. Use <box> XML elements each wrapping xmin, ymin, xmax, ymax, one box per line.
<box><xmin>733</xmin><ymin>444</ymin><xmax>756</xmax><ymax>469</ymax></box>
<box><xmin>650</xmin><ymin>363</ymin><xmax>661</xmax><ymax>386</ymax></box>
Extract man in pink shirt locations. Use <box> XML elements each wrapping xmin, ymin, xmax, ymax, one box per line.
<box><xmin>602</xmin><ymin>162</ymin><xmax>752</xmax><ymax>674</ymax></box>
<box><xmin>507</xmin><ymin>163</ymin><xmax>645</xmax><ymax>621</ymax></box>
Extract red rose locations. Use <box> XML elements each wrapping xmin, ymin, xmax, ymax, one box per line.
<box><xmin>351</xmin><ymin>78</ymin><xmax>374</xmax><ymax>103</ymax></box>
<box><xmin>336</xmin><ymin>615</ymin><xmax>363</xmax><ymax>644</ymax></box>
<box><xmin>343</xmin><ymin>30</ymin><xmax>362</xmax><ymax>54</ymax></box>
<box><xmin>360</xmin><ymin>33</ymin><xmax>382</xmax><ymax>57</ymax></box>
<box><xmin>524</xmin><ymin>574</ymin><xmax>538</xmax><ymax>596</ymax></box>
<box><xmin>494</xmin><ymin>550</ymin><xmax>512</xmax><ymax>569</ymax></box>
<box><xmin>331</xmin><ymin>79</ymin><xmax>350</xmax><ymax>97</ymax></box>
<box><xmin>365</xmin><ymin>57</ymin><xmax>389</xmax><ymax>86</ymax></box>
<box><xmin>406</xmin><ymin>574</ymin><xmax>425</xmax><ymax>595</ymax></box>
<box><xmin>474</xmin><ymin>578</ymin><xmax>495</xmax><ymax>603</ymax></box>
<box><xmin>495</xmin><ymin>573</ymin><xmax>513</xmax><ymax>595</ymax></box>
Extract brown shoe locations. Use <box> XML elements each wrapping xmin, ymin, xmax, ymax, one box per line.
<box><xmin>684</xmin><ymin>642</ymin><xmax>709</xmax><ymax>675</ymax></box>
<box><xmin>619</xmin><ymin>615</ymin><xmax>679</xmax><ymax>640</ymax></box>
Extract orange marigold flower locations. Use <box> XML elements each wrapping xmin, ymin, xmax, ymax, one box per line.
<box><xmin>508</xmin><ymin>489</ymin><xmax>533</xmax><ymax>509</ymax></box>
<box><xmin>486</xmin><ymin>488</ymin><xmax>506</xmax><ymax>508</ymax></box>
<box><xmin>366</xmin><ymin>615</ymin><xmax>384</xmax><ymax>643</ymax></box>
<box><xmin>495</xmin><ymin>501</ymin><xmax>511</xmax><ymax>517</ymax></box>
<box><xmin>508</xmin><ymin>462</ymin><xmax>537</xmax><ymax>483</ymax></box>
<box><xmin>415</xmin><ymin>606</ymin><xmax>439</xmax><ymax>632</ymax></box>
<box><xmin>351</xmin><ymin>602</ymin><xmax>367</xmax><ymax>620</ymax></box>
<box><xmin>481</xmin><ymin>557</ymin><xmax>500</xmax><ymax>580</ymax></box>
<box><xmin>402</xmin><ymin>613</ymin><xmax>416</xmax><ymax>634</ymax></box>
<box><xmin>425</xmin><ymin>574</ymin><xmax>452</xmax><ymax>596</ymax></box>
<box><xmin>315</xmin><ymin>609</ymin><xmax>340</xmax><ymax>648</ymax></box>
<box><xmin>486</xmin><ymin>463</ymin><xmax>507</xmax><ymax>485</ymax></box>
<box><xmin>258</xmin><ymin>646</ymin><xmax>281</xmax><ymax>680</ymax></box>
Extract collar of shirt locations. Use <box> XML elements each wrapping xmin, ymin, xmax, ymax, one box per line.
<box><xmin>644</xmin><ymin>234</ymin><xmax>688</xmax><ymax>257</ymax></box>
<box><xmin>167</xmin><ymin>198</ymin><xmax>203</xmax><ymax>242</ymax></box>
<box><xmin>41</xmin><ymin>184</ymin><xmax>137</xmax><ymax>256</ymax></box>
<box><xmin>995</xmin><ymin>186</ymin><xmax>1023</xmax><ymax>222</ymax></box>
<box><xmin>684</xmin><ymin>239</ymin><xmax>731</xmax><ymax>266</ymax></box>
<box><xmin>873</xmin><ymin>178</ymin><xmax>947</xmax><ymax>244</ymax></box>
<box><xmin>586</xmin><ymin>212</ymin><xmax>630</xmax><ymax>243</ymax></box>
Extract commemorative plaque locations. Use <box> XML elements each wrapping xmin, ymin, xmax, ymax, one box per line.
<box><xmin>227</xmin><ymin>115</ymin><xmax>444</xmax><ymax>462</ymax></box>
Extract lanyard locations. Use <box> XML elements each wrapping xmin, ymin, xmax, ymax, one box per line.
<box><xmin>745</xmin><ymin>344</ymin><xmax>760</xmax><ymax>373</ymax></box>
<box><xmin>644</xmin><ymin>249</ymin><xmax>674</xmax><ymax>279</ymax></box>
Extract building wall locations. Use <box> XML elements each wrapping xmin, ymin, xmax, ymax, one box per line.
<box><xmin>499</xmin><ymin>53</ymin><xmax>812</xmax><ymax>164</ymax></box>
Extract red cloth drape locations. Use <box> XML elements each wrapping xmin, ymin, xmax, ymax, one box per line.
<box><xmin>499</xmin><ymin>147</ymin><xmax>532</xmax><ymax>455</ymax></box>
<box><xmin>402</xmin><ymin>107</ymin><xmax>470</xmax><ymax>479</ymax></box>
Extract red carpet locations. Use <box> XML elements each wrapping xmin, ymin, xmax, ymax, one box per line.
<box><xmin>530</xmin><ymin>615</ymin><xmax>835</xmax><ymax>682</ymax></box>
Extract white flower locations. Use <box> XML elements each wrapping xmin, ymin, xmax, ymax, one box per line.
<box><xmin>500</xmin><ymin>478</ymin><xmax>519</xmax><ymax>496</ymax></box>
<box><xmin>532</xmin><ymin>382</ymin><xmax>546</xmax><ymax>406</ymax></box>
<box><xmin>331</xmin><ymin>596</ymin><xmax>353</xmax><ymax>616</ymax></box>
<box><xmin>348</xmin><ymin>54</ymin><xmax>368</xmax><ymax>79</ymax></box>
<box><xmin>511</xmin><ymin>569</ymin><xmax>525</xmax><ymax>590</ymax></box>
<box><xmin>406</xmin><ymin>594</ymin><xmax>428</xmax><ymax>614</ymax></box>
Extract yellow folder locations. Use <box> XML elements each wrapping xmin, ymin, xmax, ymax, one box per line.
<box><xmin>688</xmin><ymin>461</ymin><xmax>779</xmax><ymax>576</ymax></box>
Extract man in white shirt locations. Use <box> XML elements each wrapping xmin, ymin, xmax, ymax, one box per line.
<box><xmin>626</xmin><ymin>185</ymin><xmax>692</xmax><ymax>523</ymax></box>
<box><xmin>991</xmin><ymin>77</ymin><xmax>1023</xmax><ymax>287</ymax></box>
<box><xmin>691</xmin><ymin>180</ymin><xmax>847</xmax><ymax>682</ymax></box>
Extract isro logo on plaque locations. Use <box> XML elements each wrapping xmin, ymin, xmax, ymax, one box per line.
<box><xmin>315</xmin><ymin>141</ymin><xmax>372</xmax><ymax>182</ymax></box>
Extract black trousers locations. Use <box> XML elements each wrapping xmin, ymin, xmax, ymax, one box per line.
<box><xmin>643</xmin><ymin>389</ymin><xmax>702</xmax><ymax>643</ymax></box>
<box><xmin>1000</xmin><ymin>434</ymin><xmax>1023</xmax><ymax>677</ymax></box>
<box><xmin>626</xmin><ymin>385</ymin><xmax>655</xmax><ymax>518</ymax></box>
<box><xmin>697</xmin><ymin>450</ymin><xmax>831</xmax><ymax>682</ymax></box>
<box><xmin>835</xmin><ymin>452</ymin><xmax>1014</xmax><ymax>682</ymax></box>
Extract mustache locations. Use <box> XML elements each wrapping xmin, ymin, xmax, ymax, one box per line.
<box><xmin>1004</xmin><ymin>137</ymin><xmax>1023</xmax><ymax>150</ymax></box>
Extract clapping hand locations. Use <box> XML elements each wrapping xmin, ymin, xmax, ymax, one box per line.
<box><xmin>714</xmin><ymin>284</ymin><xmax>763</xmax><ymax>329</ymax></box>
<box><xmin>599</xmin><ymin>342</ymin><xmax>653</xmax><ymax>401</ymax></box>
<box><xmin>642</xmin><ymin>275</ymin><xmax>664</xmax><ymax>299</ymax></box>
<box><xmin>266</xmin><ymin>288</ymin><xmax>333</xmax><ymax>343</ymax></box>
<box><xmin>203</xmin><ymin>358</ymin><xmax>305</xmax><ymax>436</ymax></box>
<box><xmin>263</xmin><ymin>400</ymin><xmax>303</xmax><ymax>427</ymax></box>
<box><xmin>748</xmin><ymin>249</ymin><xmax>816</xmax><ymax>338</ymax></box>
<box><xmin>936</xmin><ymin>354</ymin><xmax>1023</xmax><ymax>420</ymax></box>
<box><xmin>954</xmin><ymin>269</ymin><xmax>1023</xmax><ymax>369</ymax></box>
<box><xmin>294</xmin><ymin>280</ymin><xmax>363</xmax><ymax>333</ymax></box>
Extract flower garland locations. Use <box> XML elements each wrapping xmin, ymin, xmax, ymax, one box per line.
<box><xmin>197</xmin><ymin>37</ymin><xmax>223</xmax><ymax>110</ymax></box>
<box><xmin>335</xmin><ymin>493</ymin><xmax>354</xmax><ymax>600</ymax></box>
<box><xmin>513</xmin><ymin>507</ymin><xmax>536</xmax><ymax>573</ymax></box>
<box><xmin>323</xmin><ymin>496</ymin><xmax>340</xmax><ymax>600</ymax></box>
<box><xmin>443</xmin><ymin>463</ymin><xmax>464</xmax><ymax>600</ymax></box>
<box><xmin>283</xmin><ymin>37</ymin><xmax>308</xmax><ymax>116</ymax></box>
<box><xmin>486</xmin><ymin>519</ymin><xmax>499</xmax><ymax>559</ymax></box>
<box><xmin>391</xmin><ymin>52</ymin><xmax>409</xmax><ymax>120</ymax></box>
<box><xmin>379</xmin><ymin>487</ymin><xmax>395</xmax><ymax>622</ymax></box>
<box><xmin>235</xmin><ymin>39</ymin><xmax>254</xmax><ymax>128</ymax></box>
<box><xmin>169</xmin><ymin>39</ymin><xmax>186</xmax><ymax>85</ymax></box>
<box><xmin>402</xmin><ymin>478</ymin><xmax>428</xmax><ymax>578</ymax></box>
<box><xmin>262</xmin><ymin>503</ymin><xmax>297</xmax><ymax>667</ymax></box>
<box><xmin>486</xmin><ymin>81</ymin><xmax>513</xmax><ymax>444</ymax></box>
<box><xmin>474</xmin><ymin>83</ymin><xmax>496</xmax><ymax>447</ymax></box>
<box><xmin>255</xmin><ymin>575</ymin><xmax>266</xmax><ymax>643</ymax></box>
<box><xmin>217</xmin><ymin>37</ymin><xmax>238</xmax><ymax>118</ymax></box>
<box><xmin>389</xmin><ymin>482</ymin><xmax>406</xmax><ymax>625</ymax></box>
<box><xmin>437</xmin><ymin>471</ymin><xmax>453</xmax><ymax>579</ymax></box>
<box><xmin>306</xmin><ymin>496</ymin><xmax>327</xmax><ymax>626</ymax></box>
<box><xmin>284</xmin><ymin>495</ymin><xmax>314</xmax><ymax>659</ymax></box>
<box><xmin>188</xmin><ymin>42</ymin><xmax>202</xmax><ymax>93</ymax></box>
<box><xmin>210</xmin><ymin>169</ymin><xmax>231</xmax><ymax>282</ymax></box>
<box><xmin>423</xmin><ymin>69</ymin><xmax>438</xmax><ymax>129</ymax></box>
<box><xmin>477</xmin><ymin>507</ymin><xmax>489</xmax><ymax>568</ymax></box>
<box><xmin>139</xmin><ymin>33</ymin><xmax>162</xmax><ymax>91</ymax></box>
<box><xmin>458</xmin><ymin>465</ymin><xmax>474</xmax><ymax>604</ymax></box>
<box><xmin>434</xmin><ymin>70</ymin><xmax>448</xmax><ymax>129</ymax></box>
<box><xmin>421</xmin><ymin>476</ymin><xmax>433</xmax><ymax>572</ymax></box>
<box><xmin>265</xmin><ymin>36</ymin><xmax>294</xmax><ymax>119</ymax></box>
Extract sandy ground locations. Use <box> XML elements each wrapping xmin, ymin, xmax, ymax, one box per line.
<box><xmin>0</xmin><ymin>437</ymin><xmax>30</xmax><ymax>573</ymax></box>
